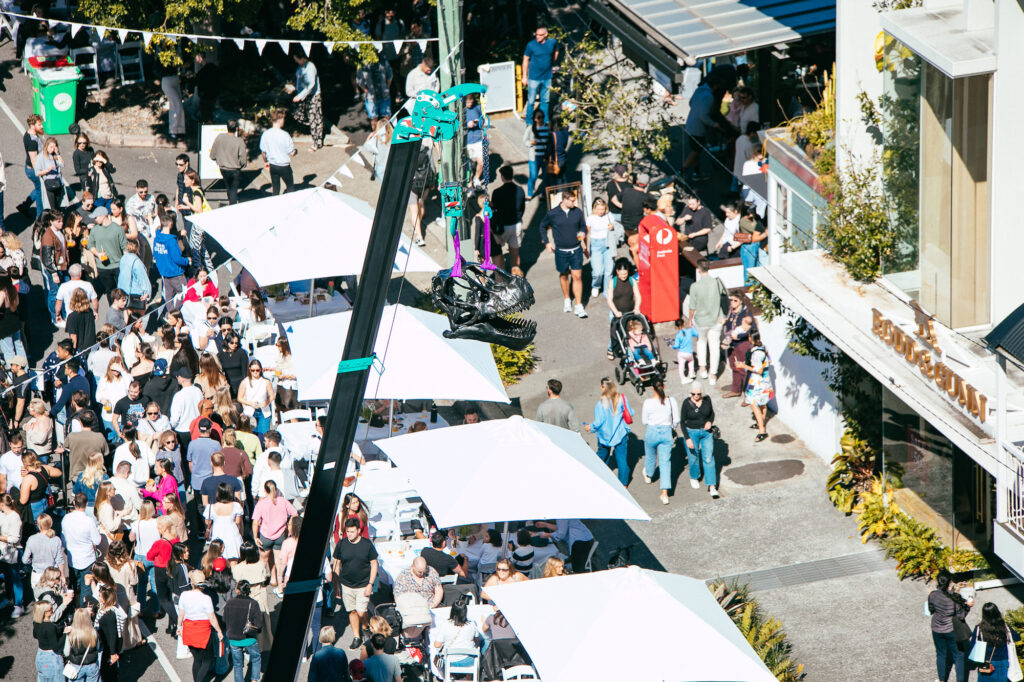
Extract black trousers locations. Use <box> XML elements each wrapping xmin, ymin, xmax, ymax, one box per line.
<box><xmin>569</xmin><ymin>539</ymin><xmax>595</xmax><ymax>574</ymax></box>
<box><xmin>268</xmin><ymin>164</ymin><xmax>294</xmax><ymax>195</ymax></box>
<box><xmin>190</xmin><ymin>631</ymin><xmax>219</xmax><ymax>682</ymax></box>
<box><xmin>153</xmin><ymin>569</ymin><xmax>178</xmax><ymax>629</ymax></box>
<box><xmin>95</xmin><ymin>268</ymin><xmax>119</xmax><ymax>300</ymax></box>
<box><xmin>221</xmin><ymin>168</ymin><xmax>242</xmax><ymax>205</ymax></box>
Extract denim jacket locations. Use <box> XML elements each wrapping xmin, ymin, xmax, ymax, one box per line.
<box><xmin>295</xmin><ymin>61</ymin><xmax>320</xmax><ymax>100</ymax></box>
<box><xmin>591</xmin><ymin>395</ymin><xmax>630</xmax><ymax>447</ymax></box>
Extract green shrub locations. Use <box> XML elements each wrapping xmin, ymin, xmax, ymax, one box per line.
<box><xmin>491</xmin><ymin>344</ymin><xmax>537</xmax><ymax>386</ymax></box>
<box><xmin>854</xmin><ymin>479</ymin><xmax>902</xmax><ymax>542</ymax></box>
<box><xmin>881</xmin><ymin>515</ymin><xmax>949</xmax><ymax>580</ymax></box>
<box><xmin>708</xmin><ymin>581</ymin><xmax>805</xmax><ymax>681</ymax></box>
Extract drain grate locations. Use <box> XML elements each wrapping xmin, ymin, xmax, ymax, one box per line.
<box><xmin>708</xmin><ymin>549</ymin><xmax>890</xmax><ymax>591</ymax></box>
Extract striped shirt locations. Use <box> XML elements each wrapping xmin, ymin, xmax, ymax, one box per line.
<box><xmin>533</xmin><ymin>124</ymin><xmax>550</xmax><ymax>162</ymax></box>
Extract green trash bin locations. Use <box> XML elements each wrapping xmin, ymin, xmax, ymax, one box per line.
<box><xmin>29</xmin><ymin>65</ymin><xmax>82</xmax><ymax>135</ymax></box>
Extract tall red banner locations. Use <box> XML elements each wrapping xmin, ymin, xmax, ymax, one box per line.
<box><xmin>637</xmin><ymin>214</ymin><xmax>680</xmax><ymax>323</ymax></box>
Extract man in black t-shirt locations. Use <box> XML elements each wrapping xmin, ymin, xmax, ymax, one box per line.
<box><xmin>420</xmin><ymin>531</ymin><xmax>468</xmax><ymax>579</ymax></box>
<box><xmin>9</xmin><ymin>356</ymin><xmax>35</xmax><ymax>427</ymax></box>
<box><xmin>112</xmin><ymin>381</ymin><xmax>147</xmax><ymax>440</ymax></box>
<box><xmin>18</xmin><ymin>114</ymin><xmax>45</xmax><ymax>219</ymax></box>
<box><xmin>199</xmin><ymin>452</ymin><xmax>243</xmax><ymax>505</ymax></box>
<box><xmin>332</xmin><ymin>518</ymin><xmax>379</xmax><ymax>649</ymax></box>
<box><xmin>605</xmin><ymin>163</ymin><xmax>629</xmax><ymax>222</ymax></box>
<box><xmin>676</xmin><ymin>195</ymin><xmax>713</xmax><ymax>255</ymax></box>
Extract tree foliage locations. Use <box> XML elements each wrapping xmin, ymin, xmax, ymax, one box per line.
<box><xmin>286</xmin><ymin>0</ymin><xmax>382</xmax><ymax>64</ymax></box>
<box><xmin>554</xmin><ymin>34</ymin><xmax>676</xmax><ymax>172</ymax></box>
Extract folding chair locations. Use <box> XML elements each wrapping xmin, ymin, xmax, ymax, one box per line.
<box><xmin>444</xmin><ymin>647</ymin><xmax>481</xmax><ymax>681</ymax></box>
<box><xmin>116</xmin><ymin>40</ymin><xmax>144</xmax><ymax>85</ymax></box>
<box><xmin>0</xmin><ymin>14</ymin><xmax>14</xmax><ymax>42</ymax></box>
<box><xmin>477</xmin><ymin>562</ymin><xmax>497</xmax><ymax>588</ymax></box>
<box><xmin>583</xmin><ymin>540</ymin><xmax>599</xmax><ymax>573</ymax></box>
<box><xmin>70</xmin><ymin>46</ymin><xmax>100</xmax><ymax>90</ymax></box>
<box><xmin>502</xmin><ymin>665</ymin><xmax>539</xmax><ymax>680</ymax></box>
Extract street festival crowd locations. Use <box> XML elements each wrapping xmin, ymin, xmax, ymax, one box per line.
<box><xmin>0</xmin><ymin>5</ymin><xmax>799</xmax><ymax>682</ymax></box>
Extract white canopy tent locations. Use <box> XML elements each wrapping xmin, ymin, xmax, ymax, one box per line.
<box><xmin>486</xmin><ymin>566</ymin><xmax>778</xmax><ymax>682</ymax></box>
<box><xmin>188</xmin><ymin>187</ymin><xmax>439</xmax><ymax>285</ymax></box>
<box><xmin>374</xmin><ymin>416</ymin><xmax>649</xmax><ymax>528</ymax></box>
<box><xmin>284</xmin><ymin>305</ymin><xmax>510</xmax><ymax>403</ymax></box>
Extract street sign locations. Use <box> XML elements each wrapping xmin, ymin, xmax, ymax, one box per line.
<box><xmin>199</xmin><ymin>124</ymin><xmax>228</xmax><ymax>181</ymax></box>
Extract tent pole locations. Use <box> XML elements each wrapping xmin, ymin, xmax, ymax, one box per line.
<box><xmin>308</xmin><ymin>278</ymin><xmax>314</xmax><ymax>318</ymax></box>
<box><xmin>501</xmin><ymin>520</ymin><xmax>509</xmax><ymax>559</ymax></box>
<box><xmin>263</xmin><ymin>140</ymin><xmax>421</xmax><ymax>682</ymax></box>
<box><xmin>387</xmin><ymin>400</ymin><xmax>395</xmax><ymax>438</ymax></box>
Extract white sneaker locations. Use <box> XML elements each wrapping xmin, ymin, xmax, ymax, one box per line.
<box><xmin>699</xmin><ymin>369</ymin><xmax>708</xmax><ymax>379</ymax></box>
<box><xmin>10</xmin><ymin>606</ymin><xmax>23</xmax><ymax>618</ymax></box>
<box><xmin>574</xmin><ymin>303</ymin><xmax>588</xmax><ymax>318</ymax></box>
<box><xmin>563</xmin><ymin>299</ymin><xmax>572</xmax><ymax>313</ymax></box>
<box><xmin>709</xmin><ymin>374</ymin><xmax>718</xmax><ymax>385</ymax></box>
<box><xmin>643</xmin><ymin>473</ymin><xmax>652</xmax><ymax>484</ymax></box>
<box><xmin>681</xmin><ymin>375</ymin><xmax>693</xmax><ymax>384</ymax></box>
<box><xmin>689</xmin><ymin>478</ymin><xmax>700</xmax><ymax>489</ymax></box>
<box><xmin>591</xmin><ymin>287</ymin><xmax>600</xmax><ymax>298</ymax></box>
<box><xmin>709</xmin><ymin>485</ymin><xmax>720</xmax><ymax>499</ymax></box>
<box><xmin>414</xmin><ymin>237</ymin><xmax>426</xmax><ymax>247</ymax></box>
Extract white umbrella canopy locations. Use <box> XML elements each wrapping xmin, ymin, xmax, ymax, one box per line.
<box><xmin>284</xmin><ymin>304</ymin><xmax>510</xmax><ymax>403</ymax></box>
<box><xmin>486</xmin><ymin>566</ymin><xmax>778</xmax><ymax>682</ymax></box>
<box><xmin>374</xmin><ymin>416</ymin><xmax>649</xmax><ymax>528</ymax></box>
<box><xmin>189</xmin><ymin>187</ymin><xmax>439</xmax><ymax>285</ymax></box>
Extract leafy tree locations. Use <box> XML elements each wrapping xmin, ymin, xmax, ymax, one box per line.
<box><xmin>286</xmin><ymin>0</ymin><xmax>382</xmax><ymax>64</ymax></box>
<box><xmin>554</xmin><ymin>34</ymin><xmax>676</xmax><ymax>173</ymax></box>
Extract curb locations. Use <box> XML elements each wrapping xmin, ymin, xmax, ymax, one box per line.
<box><xmin>78</xmin><ymin>119</ymin><xmax>188</xmax><ymax>150</ymax></box>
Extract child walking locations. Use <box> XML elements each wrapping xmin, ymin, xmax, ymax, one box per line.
<box><xmin>670</xmin><ymin>318</ymin><xmax>698</xmax><ymax>383</ymax></box>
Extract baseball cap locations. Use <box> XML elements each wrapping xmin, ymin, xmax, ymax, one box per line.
<box><xmin>153</xmin><ymin>359</ymin><xmax>168</xmax><ymax>376</ymax></box>
<box><xmin>613</xmin><ymin>163</ymin><xmax>627</xmax><ymax>175</ymax></box>
<box><xmin>212</xmin><ymin>557</ymin><xmax>227</xmax><ymax>572</ymax></box>
<box><xmin>636</xmin><ymin>173</ymin><xmax>650</xmax><ymax>187</ymax></box>
<box><xmin>198</xmin><ymin>417</ymin><xmax>213</xmax><ymax>431</ymax></box>
<box><xmin>10</xmin><ymin>355</ymin><xmax>27</xmax><ymax>368</ymax></box>
<box><xmin>175</xmin><ymin>366</ymin><xmax>193</xmax><ymax>380</ymax></box>
<box><xmin>90</xmin><ymin>206</ymin><xmax>109</xmax><ymax>219</ymax></box>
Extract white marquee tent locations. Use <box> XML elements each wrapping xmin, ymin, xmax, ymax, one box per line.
<box><xmin>188</xmin><ymin>187</ymin><xmax>439</xmax><ymax>285</ymax></box>
<box><xmin>284</xmin><ymin>304</ymin><xmax>509</xmax><ymax>403</ymax></box>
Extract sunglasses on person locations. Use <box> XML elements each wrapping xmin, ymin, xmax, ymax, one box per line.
<box><xmin>250</xmin><ymin>367</ymin><xmax>261</xmax><ymax>373</ymax></box>
<box><xmin>207</xmin><ymin>315</ymin><xmax>218</xmax><ymax>321</ymax></box>
<box><xmin>147</xmin><ymin>411</ymin><xmax>160</xmax><ymax>417</ymax></box>
<box><xmin>691</xmin><ymin>391</ymin><xmax>702</xmax><ymax>396</ymax></box>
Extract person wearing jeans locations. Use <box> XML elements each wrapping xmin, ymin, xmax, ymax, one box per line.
<box><xmin>686</xmin><ymin>259</ymin><xmax>726</xmax><ymax>384</ymax></box>
<box><xmin>681</xmin><ymin>382</ymin><xmax>719</xmax><ymax>498</ymax></box>
<box><xmin>586</xmin><ymin>377</ymin><xmax>632</xmax><ymax>486</ymax></box>
<box><xmin>224</xmin><ymin>580</ymin><xmax>263</xmax><ymax>682</ymax></box>
<box><xmin>521</xmin><ymin>27</ymin><xmax>558</xmax><ymax>123</ymax></box>
<box><xmin>641</xmin><ymin>380</ymin><xmax>679</xmax><ymax>505</ymax></box>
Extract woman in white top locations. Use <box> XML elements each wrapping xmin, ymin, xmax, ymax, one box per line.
<box><xmin>179</xmin><ymin>570</ymin><xmax>225</xmax><ymax>681</ymax></box>
<box><xmin>24</xmin><ymin>398</ymin><xmax>54</xmax><ymax>457</ymax></box>
<box><xmin>274</xmin><ymin>337</ymin><xmax>299</xmax><ymax>412</ymax></box>
<box><xmin>130</xmin><ymin>500</ymin><xmax>160</xmax><ymax>615</ymax></box>
<box><xmin>93</xmin><ymin>481</ymin><xmax>124</xmax><ymax>541</ymax></box>
<box><xmin>431</xmin><ymin>595</ymin><xmax>481</xmax><ymax>676</ymax></box>
<box><xmin>204</xmin><ymin>485</ymin><xmax>244</xmax><ymax>562</ymax></box>
<box><xmin>586</xmin><ymin>197</ymin><xmax>616</xmax><ymax>298</ymax></box>
<box><xmin>113</xmin><ymin>426</ymin><xmax>155</xmax><ymax>487</ymax></box>
<box><xmin>237</xmin><ymin>359</ymin><xmax>273</xmax><ymax>434</ymax></box>
<box><xmin>641</xmin><ymin>379</ymin><xmax>680</xmax><ymax>505</ymax></box>
<box><xmin>96</xmin><ymin>356</ymin><xmax>132</xmax><ymax>439</ymax></box>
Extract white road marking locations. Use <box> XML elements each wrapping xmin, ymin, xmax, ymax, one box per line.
<box><xmin>138</xmin><ymin>621</ymin><xmax>184</xmax><ymax>682</ymax></box>
<box><xmin>0</xmin><ymin>93</ymin><xmax>25</xmax><ymax>134</ymax></box>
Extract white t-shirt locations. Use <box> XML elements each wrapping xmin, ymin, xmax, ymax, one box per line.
<box><xmin>88</xmin><ymin>348</ymin><xmax>118</xmax><ymax>381</ymax></box>
<box><xmin>0</xmin><ymin>450</ymin><xmax>24</xmax><ymax>491</ymax></box>
<box><xmin>255</xmin><ymin>469</ymin><xmax>286</xmax><ymax>499</ymax></box>
<box><xmin>61</xmin><ymin>510</ymin><xmax>102</xmax><ymax>570</ymax></box>
<box><xmin>432</xmin><ymin>619</ymin><xmax>481</xmax><ymax>650</ymax></box>
<box><xmin>56</xmin><ymin>280</ymin><xmax>97</xmax><ymax>314</ymax></box>
<box><xmin>586</xmin><ymin>214</ymin><xmax>613</xmax><ymax>242</ymax></box>
<box><xmin>722</xmin><ymin>216</ymin><xmax>740</xmax><ymax>247</ymax></box>
<box><xmin>641</xmin><ymin>396</ymin><xmax>680</xmax><ymax>428</ymax></box>
<box><xmin>131</xmin><ymin>517</ymin><xmax>160</xmax><ymax>557</ymax></box>
<box><xmin>113</xmin><ymin>441</ymin><xmax>155</xmax><ymax>486</ymax></box>
<box><xmin>178</xmin><ymin>589</ymin><xmax>214</xmax><ymax>621</ymax></box>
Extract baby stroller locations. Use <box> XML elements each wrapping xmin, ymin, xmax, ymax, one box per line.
<box><xmin>611</xmin><ymin>313</ymin><xmax>667</xmax><ymax>395</ymax></box>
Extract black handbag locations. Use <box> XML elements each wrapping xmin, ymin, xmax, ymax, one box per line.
<box><xmin>242</xmin><ymin>602</ymin><xmax>261</xmax><ymax>637</ymax></box>
<box><xmin>44</xmin><ymin>176</ymin><xmax>63</xmax><ymax>192</ymax></box>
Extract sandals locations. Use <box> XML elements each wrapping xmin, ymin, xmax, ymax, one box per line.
<box><xmin>607</xmin><ymin>350</ymin><xmax>615</xmax><ymax>360</ymax></box>
<box><xmin>754</xmin><ymin>433</ymin><xmax>768</xmax><ymax>442</ymax></box>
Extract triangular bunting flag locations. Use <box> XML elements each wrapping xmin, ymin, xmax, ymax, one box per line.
<box><xmin>285</xmin><ymin>325</ymin><xmax>294</xmax><ymax>333</ymax></box>
<box><xmin>325</xmin><ymin>41</ymin><xmax>336</xmax><ymax>53</ymax></box>
<box><xmin>96</xmin><ymin>27</ymin><xmax>109</xmax><ymax>39</ymax></box>
<box><xmin>392</xmin><ymin>40</ymin><xmax>403</xmax><ymax>53</ymax></box>
<box><xmin>116</xmin><ymin>28</ymin><xmax>129</xmax><ymax>43</ymax></box>
<box><xmin>339</xmin><ymin>165</ymin><xmax>354</xmax><ymax>179</ymax></box>
<box><xmin>326</xmin><ymin>176</ymin><xmax>342</xmax><ymax>187</ymax></box>
<box><xmin>233</xmin><ymin>38</ymin><xmax>245</xmax><ymax>50</ymax></box>
<box><xmin>142</xmin><ymin>31</ymin><xmax>153</xmax><ymax>47</ymax></box>
<box><xmin>255</xmin><ymin>39</ymin><xmax>268</xmax><ymax>55</ymax></box>
<box><xmin>278</xmin><ymin>40</ymin><xmax>291</xmax><ymax>54</ymax></box>
<box><xmin>417</xmin><ymin>39</ymin><xmax>427</xmax><ymax>52</ymax></box>
<box><xmin>372</xmin><ymin>41</ymin><xmax>383</xmax><ymax>52</ymax></box>
<box><xmin>68</xmin><ymin>23</ymin><xmax>82</xmax><ymax>38</ymax></box>
<box><xmin>350</xmin><ymin>153</ymin><xmax>365</xmax><ymax>167</ymax></box>
<box><xmin>300</xmin><ymin>41</ymin><xmax>313</xmax><ymax>56</ymax></box>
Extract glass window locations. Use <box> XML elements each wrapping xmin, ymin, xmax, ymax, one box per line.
<box><xmin>880</xmin><ymin>36</ymin><xmax>991</xmax><ymax>328</ymax></box>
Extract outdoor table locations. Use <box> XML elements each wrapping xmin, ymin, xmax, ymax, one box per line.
<box><xmin>360</xmin><ymin>411</ymin><xmax>450</xmax><ymax>457</ymax></box>
<box><xmin>373</xmin><ymin>538</ymin><xmax>431</xmax><ymax>584</ymax></box>
<box><xmin>266</xmin><ymin>290</ymin><xmax>351</xmax><ymax>324</ymax></box>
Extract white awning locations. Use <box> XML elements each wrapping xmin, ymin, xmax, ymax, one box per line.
<box><xmin>880</xmin><ymin>5</ymin><xmax>996</xmax><ymax>78</ymax></box>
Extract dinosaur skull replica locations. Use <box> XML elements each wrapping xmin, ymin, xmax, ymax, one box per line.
<box><xmin>431</xmin><ymin>262</ymin><xmax>537</xmax><ymax>350</ymax></box>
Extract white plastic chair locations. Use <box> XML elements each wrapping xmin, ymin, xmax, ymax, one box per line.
<box><xmin>443</xmin><ymin>647</ymin><xmax>481</xmax><ymax>681</ymax></box>
<box><xmin>116</xmin><ymin>40</ymin><xmax>144</xmax><ymax>84</ymax></box>
<box><xmin>70</xmin><ymin>46</ymin><xmax>100</xmax><ymax>89</ymax></box>
<box><xmin>438</xmin><ymin>574</ymin><xmax>457</xmax><ymax>585</ymax></box>
<box><xmin>502</xmin><ymin>666</ymin><xmax>540</xmax><ymax>680</ymax></box>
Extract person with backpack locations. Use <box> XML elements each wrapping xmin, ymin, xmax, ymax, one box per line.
<box><xmin>734</xmin><ymin>330</ymin><xmax>773</xmax><ymax>442</ymax></box>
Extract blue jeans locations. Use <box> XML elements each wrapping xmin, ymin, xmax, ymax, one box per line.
<box><xmin>24</xmin><ymin>165</ymin><xmax>42</xmax><ymax>218</ymax></box>
<box><xmin>36</xmin><ymin>648</ymin><xmax>64</xmax><ymax>682</ymax></box>
<box><xmin>590</xmin><ymin>239</ymin><xmax>613</xmax><ymax>294</ymax></box>
<box><xmin>135</xmin><ymin>555</ymin><xmax>156</xmax><ymax>614</ymax></box>
<box><xmin>643</xmin><ymin>425</ymin><xmax>674</xmax><ymax>490</ymax></box>
<box><xmin>979</xmin><ymin>658</ymin><xmax>1009</xmax><ymax>682</ymax></box>
<box><xmin>596</xmin><ymin>439</ymin><xmax>629</xmax><ymax>485</ymax></box>
<box><xmin>740</xmin><ymin>242</ymin><xmax>761</xmax><ymax>286</ymax></box>
<box><xmin>94</xmin><ymin>197</ymin><xmax>112</xmax><ymax>211</ymax></box>
<box><xmin>229</xmin><ymin>641</ymin><xmax>261</xmax><ymax>682</ymax></box>
<box><xmin>525</xmin><ymin>78</ymin><xmax>551</xmax><ymax>123</ymax></box>
<box><xmin>527</xmin><ymin>159</ymin><xmax>540</xmax><ymax>197</ymax></box>
<box><xmin>31</xmin><ymin>497</ymin><xmax>48</xmax><ymax>519</ymax></box>
<box><xmin>0</xmin><ymin>557</ymin><xmax>23</xmax><ymax>607</ymax></box>
<box><xmin>306</xmin><ymin>595</ymin><xmax>323</xmax><ymax>658</ymax></box>
<box><xmin>254</xmin><ymin>410</ymin><xmax>271</xmax><ymax>435</ymax></box>
<box><xmin>43</xmin><ymin>270</ymin><xmax>65</xmax><ymax>323</ymax></box>
<box><xmin>932</xmin><ymin>631</ymin><xmax>966</xmax><ymax>682</ymax></box>
<box><xmin>68</xmin><ymin>661</ymin><xmax>100</xmax><ymax>682</ymax></box>
<box><xmin>0</xmin><ymin>331</ymin><xmax>26</xmax><ymax>364</ymax></box>
<box><xmin>685</xmin><ymin>427</ymin><xmax>716</xmax><ymax>487</ymax></box>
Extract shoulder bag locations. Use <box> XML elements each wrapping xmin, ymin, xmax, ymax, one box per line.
<box><xmin>63</xmin><ymin>644</ymin><xmax>91</xmax><ymax>679</ymax></box>
<box><xmin>620</xmin><ymin>394</ymin><xmax>632</xmax><ymax>425</ymax></box>
<box><xmin>242</xmin><ymin>601</ymin><xmax>261</xmax><ymax>637</ymax></box>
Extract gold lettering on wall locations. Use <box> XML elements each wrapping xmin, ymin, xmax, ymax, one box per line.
<box><xmin>870</xmin><ymin>308</ymin><xmax>988</xmax><ymax>423</ymax></box>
